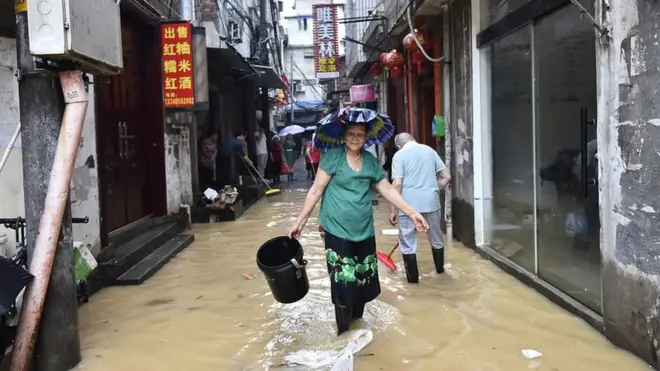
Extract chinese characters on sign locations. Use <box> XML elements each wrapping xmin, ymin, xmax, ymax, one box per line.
<box><xmin>312</xmin><ymin>4</ymin><xmax>339</xmax><ymax>79</ymax></box>
<box><xmin>160</xmin><ymin>22</ymin><xmax>195</xmax><ymax>108</ymax></box>
<box><xmin>349</xmin><ymin>85</ymin><xmax>376</xmax><ymax>103</ymax></box>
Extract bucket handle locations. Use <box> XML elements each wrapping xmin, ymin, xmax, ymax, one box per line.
<box><xmin>291</xmin><ymin>258</ymin><xmax>307</xmax><ymax>269</ymax></box>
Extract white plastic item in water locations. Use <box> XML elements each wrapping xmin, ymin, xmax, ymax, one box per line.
<box><xmin>521</xmin><ymin>349</ymin><xmax>542</xmax><ymax>360</ymax></box>
<box><xmin>285</xmin><ymin>329</ymin><xmax>374</xmax><ymax>370</ymax></box>
<box><xmin>330</xmin><ymin>330</ymin><xmax>374</xmax><ymax>371</ymax></box>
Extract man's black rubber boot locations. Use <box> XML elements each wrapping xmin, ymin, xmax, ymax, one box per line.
<box><xmin>402</xmin><ymin>254</ymin><xmax>419</xmax><ymax>283</ymax></box>
<box><xmin>335</xmin><ymin>305</ymin><xmax>353</xmax><ymax>336</ymax></box>
<box><xmin>352</xmin><ymin>301</ymin><xmax>365</xmax><ymax>320</ymax></box>
<box><xmin>432</xmin><ymin>248</ymin><xmax>445</xmax><ymax>274</ymax></box>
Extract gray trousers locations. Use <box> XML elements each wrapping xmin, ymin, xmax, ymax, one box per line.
<box><xmin>257</xmin><ymin>153</ymin><xmax>268</xmax><ymax>176</ymax></box>
<box><xmin>399</xmin><ymin>209</ymin><xmax>444</xmax><ymax>255</ymax></box>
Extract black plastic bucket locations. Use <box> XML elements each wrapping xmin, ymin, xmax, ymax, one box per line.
<box><xmin>256</xmin><ymin>236</ymin><xmax>309</xmax><ymax>304</ymax></box>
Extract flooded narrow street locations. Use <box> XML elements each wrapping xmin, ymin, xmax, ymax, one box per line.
<box><xmin>74</xmin><ymin>187</ymin><xmax>649</xmax><ymax>371</ymax></box>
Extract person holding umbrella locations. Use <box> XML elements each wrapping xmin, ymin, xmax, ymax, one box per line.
<box><xmin>288</xmin><ymin>108</ymin><xmax>429</xmax><ymax>336</ymax></box>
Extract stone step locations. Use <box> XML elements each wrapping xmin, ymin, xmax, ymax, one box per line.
<box><xmin>114</xmin><ymin>234</ymin><xmax>194</xmax><ymax>286</ymax></box>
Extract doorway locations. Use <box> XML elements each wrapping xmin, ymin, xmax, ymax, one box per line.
<box><xmin>480</xmin><ymin>0</ymin><xmax>601</xmax><ymax>312</ymax></box>
<box><xmin>96</xmin><ymin>12</ymin><xmax>164</xmax><ymax>237</ymax></box>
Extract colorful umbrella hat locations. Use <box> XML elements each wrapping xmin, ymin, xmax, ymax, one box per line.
<box><xmin>313</xmin><ymin>108</ymin><xmax>395</xmax><ymax>152</ymax></box>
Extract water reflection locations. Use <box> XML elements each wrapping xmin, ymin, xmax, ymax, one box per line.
<box><xmin>74</xmin><ymin>189</ymin><xmax>648</xmax><ymax>371</ymax></box>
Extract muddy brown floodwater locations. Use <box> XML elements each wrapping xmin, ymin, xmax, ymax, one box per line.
<box><xmin>74</xmin><ymin>188</ymin><xmax>650</xmax><ymax>371</ymax></box>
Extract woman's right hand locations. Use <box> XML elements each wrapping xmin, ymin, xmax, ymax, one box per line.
<box><xmin>288</xmin><ymin>220</ymin><xmax>306</xmax><ymax>239</ymax></box>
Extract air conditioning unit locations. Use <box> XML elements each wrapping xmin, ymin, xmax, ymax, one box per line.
<box><xmin>27</xmin><ymin>0</ymin><xmax>123</xmax><ymax>75</ymax></box>
<box><xmin>295</xmin><ymin>85</ymin><xmax>306</xmax><ymax>93</ymax></box>
<box><xmin>303</xmin><ymin>50</ymin><xmax>315</xmax><ymax>58</ymax></box>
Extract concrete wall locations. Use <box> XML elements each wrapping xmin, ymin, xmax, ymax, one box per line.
<box><xmin>164</xmin><ymin>118</ymin><xmax>194</xmax><ymax>214</ymax></box>
<box><xmin>0</xmin><ymin>37</ymin><xmax>101</xmax><ymax>257</ymax></box>
<box><xmin>449</xmin><ymin>0</ymin><xmax>475</xmax><ymax>247</ymax></box>
<box><xmin>70</xmin><ymin>77</ymin><xmax>101</xmax><ymax>256</ymax></box>
<box><xmin>283</xmin><ymin>47</ymin><xmax>327</xmax><ymax>101</ymax></box>
<box><xmin>598</xmin><ymin>0</ymin><xmax>660</xmax><ymax>367</ymax></box>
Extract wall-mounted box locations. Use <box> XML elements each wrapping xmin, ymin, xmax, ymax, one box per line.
<box><xmin>27</xmin><ymin>0</ymin><xmax>123</xmax><ymax>74</ymax></box>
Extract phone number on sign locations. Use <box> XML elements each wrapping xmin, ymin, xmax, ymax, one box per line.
<box><xmin>165</xmin><ymin>97</ymin><xmax>194</xmax><ymax>106</ymax></box>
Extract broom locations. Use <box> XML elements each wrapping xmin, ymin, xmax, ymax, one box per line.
<box><xmin>376</xmin><ymin>242</ymin><xmax>399</xmax><ymax>272</ymax></box>
<box><xmin>243</xmin><ymin>158</ymin><xmax>281</xmax><ymax>196</ymax></box>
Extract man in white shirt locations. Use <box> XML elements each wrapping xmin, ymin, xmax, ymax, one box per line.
<box><xmin>390</xmin><ymin>133</ymin><xmax>451</xmax><ymax>283</ymax></box>
<box><xmin>255</xmin><ymin>127</ymin><xmax>268</xmax><ymax>176</ymax></box>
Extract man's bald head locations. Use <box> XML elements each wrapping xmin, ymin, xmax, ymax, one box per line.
<box><xmin>394</xmin><ymin>133</ymin><xmax>415</xmax><ymax>149</ymax></box>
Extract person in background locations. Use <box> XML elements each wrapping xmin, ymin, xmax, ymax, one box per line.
<box><xmin>380</xmin><ymin>140</ymin><xmax>396</xmax><ymax>182</ymax></box>
<box><xmin>389</xmin><ymin>133</ymin><xmax>451</xmax><ymax>283</ymax></box>
<box><xmin>269</xmin><ymin>135</ymin><xmax>284</xmax><ymax>185</ymax></box>
<box><xmin>284</xmin><ymin>134</ymin><xmax>297</xmax><ymax>182</ymax></box>
<box><xmin>218</xmin><ymin>130</ymin><xmax>252</xmax><ymax>186</ymax></box>
<box><xmin>302</xmin><ymin>136</ymin><xmax>312</xmax><ymax>178</ymax></box>
<box><xmin>239</xmin><ymin>129</ymin><xmax>248</xmax><ymax>155</ymax></box>
<box><xmin>255</xmin><ymin>127</ymin><xmax>268</xmax><ymax>176</ymax></box>
<box><xmin>199</xmin><ymin>132</ymin><xmax>218</xmax><ymax>191</ymax></box>
<box><xmin>305</xmin><ymin>135</ymin><xmax>321</xmax><ymax>181</ymax></box>
<box><xmin>288</xmin><ymin>123</ymin><xmax>429</xmax><ymax>336</ymax></box>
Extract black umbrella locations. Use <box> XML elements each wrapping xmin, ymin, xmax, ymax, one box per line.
<box><xmin>0</xmin><ymin>255</ymin><xmax>33</xmax><ymax>317</ymax></box>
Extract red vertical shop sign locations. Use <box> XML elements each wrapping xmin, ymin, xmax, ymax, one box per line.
<box><xmin>313</xmin><ymin>4</ymin><xmax>340</xmax><ymax>79</ymax></box>
<box><xmin>160</xmin><ymin>22</ymin><xmax>195</xmax><ymax>108</ymax></box>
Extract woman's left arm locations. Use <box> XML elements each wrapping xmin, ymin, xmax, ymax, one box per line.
<box><xmin>374</xmin><ymin>179</ymin><xmax>415</xmax><ymax>216</ymax></box>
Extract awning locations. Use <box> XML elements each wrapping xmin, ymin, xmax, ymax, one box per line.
<box><xmin>207</xmin><ymin>41</ymin><xmax>255</xmax><ymax>76</ymax></box>
<box><xmin>284</xmin><ymin>100</ymin><xmax>327</xmax><ymax>112</ymax></box>
<box><xmin>291</xmin><ymin>113</ymin><xmax>320</xmax><ymax>125</ymax></box>
<box><xmin>250</xmin><ymin>65</ymin><xmax>288</xmax><ymax>90</ymax></box>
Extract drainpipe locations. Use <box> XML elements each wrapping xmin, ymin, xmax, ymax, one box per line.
<box><xmin>442</xmin><ymin>6</ymin><xmax>453</xmax><ymax>242</ymax></box>
<box><xmin>10</xmin><ymin>71</ymin><xmax>88</xmax><ymax>371</ymax></box>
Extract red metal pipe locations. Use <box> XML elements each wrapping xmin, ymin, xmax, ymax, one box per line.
<box><xmin>10</xmin><ymin>71</ymin><xmax>88</xmax><ymax>371</ymax></box>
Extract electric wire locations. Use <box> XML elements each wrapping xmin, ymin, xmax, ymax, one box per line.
<box><xmin>292</xmin><ymin>59</ymin><xmax>324</xmax><ymax>100</ymax></box>
<box><xmin>405</xmin><ymin>1</ymin><xmax>444</xmax><ymax>63</ymax></box>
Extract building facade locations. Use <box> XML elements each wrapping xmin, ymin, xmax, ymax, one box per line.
<box><xmin>0</xmin><ymin>0</ymin><xmax>285</xmax><ymax>286</ymax></box>
<box><xmin>0</xmin><ymin>0</ymin><xmax>196</xmax><ymax>261</ymax></box>
<box><xmin>282</xmin><ymin>0</ymin><xmax>346</xmax><ymax>103</ymax></box>
<box><xmin>360</xmin><ymin>0</ymin><xmax>660</xmax><ymax>367</ymax></box>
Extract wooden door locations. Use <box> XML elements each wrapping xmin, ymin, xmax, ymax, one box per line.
<box><xmin>97</xmin><ymin>17</ymin><xmax>150</xmax><ymax>233</ymax></box>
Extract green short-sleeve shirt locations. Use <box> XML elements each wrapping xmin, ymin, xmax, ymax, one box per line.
<box><xmin>318</xmin><ymin>147</ymin><xmax>385</xmax><ymax>242</ymax></box>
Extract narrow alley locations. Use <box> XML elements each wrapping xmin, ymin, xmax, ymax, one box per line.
<box><xmin>73</xmin><ymin>185</ymin><xmax>649</xmax><ymax>371</ymax></box>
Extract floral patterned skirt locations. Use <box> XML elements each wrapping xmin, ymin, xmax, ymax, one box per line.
<box><xmin>324</xmin><ymin>231</ymin><xmax>381</xmax><ymax>307</ymax></box>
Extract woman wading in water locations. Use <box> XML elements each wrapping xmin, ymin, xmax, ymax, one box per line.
<box><xmin>288</xmin><ymin>122</ymin><xmax>428</xmax><ymax>335</ymax></box>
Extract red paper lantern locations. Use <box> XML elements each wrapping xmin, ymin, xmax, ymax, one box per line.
<box><xmin>369</xmin><ymin>63</ymin><xmax>383</xmax><ymax>77</ymax></box>
<box><xmin>384</xmin><ymin>50</ymin><xmax>404</xmax><ymax>69</ymax></box>
<box><xmin>412</xmin><ymin>50</ymin><xmax>425</xmax><ymax>74</ymax></box>
<box><xmin>390</xmin><ymin>66</ymin><xmax>403</xmax><ymax>80</ymax></box>
<box><xmin>382</xmin><ymin>51</ymin><xmax>394</xmax><ymax>69</ymax></box>
<box><xmin>403</xmin><ymin>29</ymin><xmax>426</xmax><ymax>52</ymax></box>
<box><xmin>380</xmin><ymin>52</ymin><xmax>388</xmax><ymax>65</ymax></box>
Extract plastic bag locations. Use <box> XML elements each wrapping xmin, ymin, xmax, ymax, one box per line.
<box><xmin>281</xmin><ymin>161</ymin><xmax>289</xmax><ymax>175</ymax></box>
<box><xmin>284</xmin><ymin>329</ymin><xmax>373</xmax><ymax>370</ymax></box>
<box><xmin>330</xmin><ymin>330</ymin><xmax>373</xmax><ymax>371</ymax></box>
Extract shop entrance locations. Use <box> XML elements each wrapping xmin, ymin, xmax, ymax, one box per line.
<box><xmin>479</xmin><ymin>0</ymin><xmax>600</xmax><ymax>311</ymax></box>
<box><xmin>96</xmin><ymin>11</ymin><xmax>166</xmax><ymax>239</ymax></box>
